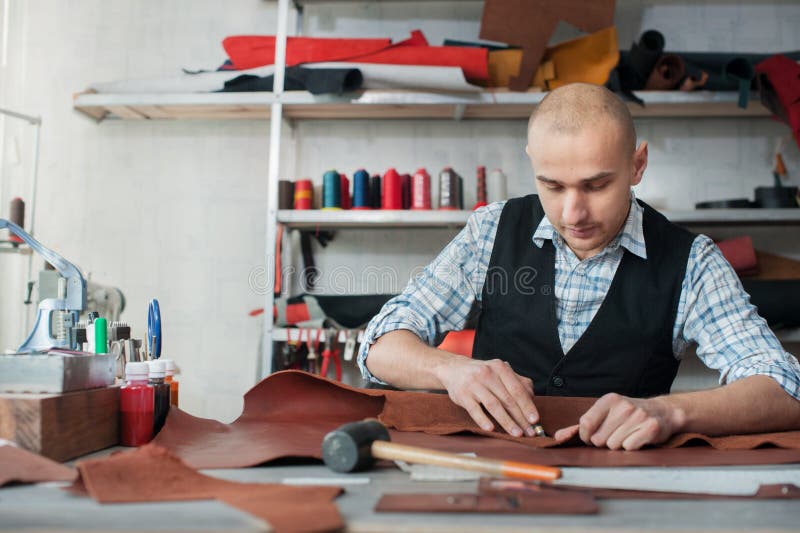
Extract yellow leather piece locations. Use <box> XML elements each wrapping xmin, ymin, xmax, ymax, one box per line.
<box><xmin>487</xmin><ymin>26</ymin><xmax>619</xmax><ymax>89</ymax></box>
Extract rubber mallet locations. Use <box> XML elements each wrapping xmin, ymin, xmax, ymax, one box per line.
<box><xmin>321</xmin><ymin>420</ymin><xmax>561</xmax><ymax>481</ymax></box>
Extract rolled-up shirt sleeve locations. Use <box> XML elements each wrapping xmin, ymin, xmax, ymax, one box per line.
<box><xmin>357</xmin><ymin>203</ymin><xmax>502</xmax><ymax>383</ymax></box>
<box><xmin>675</xmin><ymin>235</ymin><xmax>800</xmax><ymax>400</ymax></box>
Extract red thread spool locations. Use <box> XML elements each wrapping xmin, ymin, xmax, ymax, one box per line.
<box><xmin>340</xmin><ymin>173</ymin><xmax>351</xmax><ymax>210</ymax></box>
<box><xmin>294</xmin><ymin>179</ymin><xmax>313</xmax><ymax>210</ymax></box>
<box><xmin>411</xmin><ymin>168</ymin><xmax>431</xmax><ymax>210</ymax></box>
<box><xmin>382</xmin><ymin>168</ymin><xmax>403</xmax><ymax>210</ymax></box>
<box><xmin>401</xmin><ymin>174</ymin><xmax>411</xmax><ymax>210</ymax></box>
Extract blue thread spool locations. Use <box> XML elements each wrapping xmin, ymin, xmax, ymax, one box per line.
<box><xmin>322</xmin><ymin>170</ymin><xmax>342</xmax><ymax>210</ymax></box>
<box><xmin>352</xmin><ymin>169</ymin><xmax>371</xmax><ymax>210</ymax></box>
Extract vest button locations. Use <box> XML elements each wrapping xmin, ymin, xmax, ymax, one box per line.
<box><xmin>552</xmin><ymin>376</ymin><xmax>564</xmax><ymax>388</ymax></box>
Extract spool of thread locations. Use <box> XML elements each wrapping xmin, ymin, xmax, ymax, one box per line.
<box><xmin>457</xmin><ymin>172</ymin><xmax>464</xmax><ymax>209</ymax></box>
<box><xmin>352</xmin><ymin>169</ymin><xmax>371</xmax><ymax>210</ymax></box>
<box><xmin>400</xmin><ymin>174</ymin><xmax>411</xmax><ymax>210</ymax></box>
<box><xmin>369</xmin><ymin>175</ymin><xmax>382</xmax><ymax>208</ymax></box>
<box><xmin>339</xmin><ymin>173</ymin><xmax>351</xmax><ymax>210</ymax></box>
<box><xmin>279</xmin><ymin>180</ymin><xmax>295</xmax><ymax>210</ymax></box>
<box><xmin>293</xmin><ymin>179</ymin><xmax>313</xmax><ymax>210</ymax></box>
<box><xmin>9</xmin><ymin>198</ymin><xmax>24</xmax><ymax>244</ymax></box>
<box><xmin>382</xmin><ymin>168</ymin><xmax>403</xmax><ymax>210</ymax></box>
<box><xmin>488</xmin><ymin>168</ymin><xmax>508</xmax><ymax>203</ymax></box>
<box><xmin>411</xmin><ymin>168</ymin><xmax>432</xmax><ymax>210</ymax></box>
<box><xmin>322</xmin><ymin>170</ymin><xmax>341</xmax><ymax>210</ymax></box>
<box><xmin>438</xmin><ymin>167</ymin><xmax>459</xmax><ymax>210</ymax></box>
<box><xmin>473</xmin><ymin>166</ymin><xmax>488</xmax><ymax>210</ymax></box>
<box><xmin>313</xmin><ymin>183</ymin><xmax>323</xmax><ymax>209</ymax></box>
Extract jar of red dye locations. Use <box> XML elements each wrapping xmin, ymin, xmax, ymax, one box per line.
<box><xmin>120</xmin><ymin>361</ymin><xmax>154</xmax><ymax>446</ymax></box>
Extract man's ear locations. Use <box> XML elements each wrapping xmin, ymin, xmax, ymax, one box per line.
<box><xmin>525</xmin><ymin>144</ymin><xmax>532</xmax><ymax>157</ymax></box>
<box><xmin>632</xmin><ymin>141</ymin><xmax>648</xmax><ymax>186</ymax></box>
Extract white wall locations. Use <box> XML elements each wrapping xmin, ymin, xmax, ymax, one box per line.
<box><xmin>1</xmin><ymin>0</ymin><xmax>798</xmax><ymax>421</ymax></box>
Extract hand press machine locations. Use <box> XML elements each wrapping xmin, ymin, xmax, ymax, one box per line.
<box><xmin>0</xmin><ymin>218</ymin><xmax>115</xmax><ymax>393</ymax></box>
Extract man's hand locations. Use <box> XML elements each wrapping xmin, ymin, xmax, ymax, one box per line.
<box><xmin>432</xmin><ymin>358</ymin><xmax>540</xmax><ymax>437</ymax></box>
<box><xmin>554</xmin><ymin>393</ymin><xmax>687</xmax><ymax>450</ymax></box>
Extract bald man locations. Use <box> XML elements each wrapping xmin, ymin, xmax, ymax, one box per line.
<box><xmin>357</xmin><ymin>83</ymin><xmax>800</xmax><ymax>450</ymax></box>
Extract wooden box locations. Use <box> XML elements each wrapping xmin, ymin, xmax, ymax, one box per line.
<box><xmin>0</xmin><ymin>386</ymin><xmax>119</xmax><ymax>462</ymax></box>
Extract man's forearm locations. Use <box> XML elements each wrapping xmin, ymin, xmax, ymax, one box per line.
<box><xmin>365</xmin><ymin>330</ymin><xmax>465</xmax><ymax>390</ymax></box>
<box><xmin>662</xmin><ymin>375</ymin><xmax>800</xmax><ymax>435</ymax></box>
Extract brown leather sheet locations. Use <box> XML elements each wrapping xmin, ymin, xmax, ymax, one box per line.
<box><xmin>0</xmin><ymin>444</ymin><xmax>76</xmax><ymax>487</ymax></box>
<box><xmin>70</xmin><ymin>444</ymin><xmax>342</xmax><ymax>533</ymax></box>
<box><xmin>153</xmin><ymin>370</ymin><xmax>800</xmax><ymax>469</ymax></box>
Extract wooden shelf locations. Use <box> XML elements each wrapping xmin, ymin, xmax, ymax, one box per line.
<box><xmin>73</xmin><ymin>90</ymin><xmax>771</xmax><ymax>122</ymax></box>
<box><xmin>277</xmin><ymin>208</ymin><xmax>800</xmax><ymax>229</ymax></box>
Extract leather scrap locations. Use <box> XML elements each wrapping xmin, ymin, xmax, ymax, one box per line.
<box><xmin>0</xmin><ymin>444</ymin><xmax>76</xmax><ymax>487</ymax></box>
<box><xmin>70</xmin><ymin>444</ymin><xmax>343</xmax><ymax>533</ymax></box>
<box><xmin>152</xmin><ymin>371</ymin><xmax>800</xmax><ymax>470</ymax></box>
<box><xmin>223</xmin><ymin>30</ymin><xmax>488</xmax><ymax>81</ymax></box>
<box><xmin>486</xmin><ymin>26</ymin><xmax>618</xmax><ymax>90</ymax></box>
<box><xmin>479</xmin><ymin>0</ymin><xmax>616</xmax><ymax>91</ymax></box>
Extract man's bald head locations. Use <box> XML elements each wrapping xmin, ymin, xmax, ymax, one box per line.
<box><xmin>527</xmin><ymin>83</ymin><xmax>636</xmax><ymax>156</ymax></box>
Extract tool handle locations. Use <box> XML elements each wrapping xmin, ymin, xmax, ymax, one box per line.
<box><xmin>371</xmin><ymin>441</ymin><xmax>560</xmax><ymax>482</ymax></box>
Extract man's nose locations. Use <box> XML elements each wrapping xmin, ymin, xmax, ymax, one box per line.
<box><xmin>562</xmin><ymin>190</ymin><xmax>588</xmax><ymax>226</ymax></box>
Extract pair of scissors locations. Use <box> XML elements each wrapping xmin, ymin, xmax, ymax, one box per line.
<box><xmin>148</xmin><ymin>298</ymin><xmax>162</xmax><ymax>359</ymax></box>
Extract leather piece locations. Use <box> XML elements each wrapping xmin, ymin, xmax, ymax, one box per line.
<box><xmin>486</xmin><ymin>26</ymin><xmax>618</xmax><ymax>89</ymax></box>
<box><xmin>152</xmin><ymin>371</ymin><xmax>800</xmax><ymax>470</ymax></box>
<box><xmin>478</xmin><ymin>478</ymin><xmax>800</xmax><ymax>500</ymax></box>
<box><xmin>223</xmin><ymin>30</ymin><xmax>488</xmax><ymax>81</ymax></box>
<box><xmin>479</xmin><ymin>0</ymin><xmax>615</xmax><ymax>91</ymax></box>
<box><xmin>71</xmin><ymin>444</ymin><xmax>343</xmax><ymax>533</ymax></box>
<box><xmin>0</xmin><ymin>444</ymin><xmax>76</xmax><ymax>487</ymax></box>
<box><xmin>375</xmin><ymin>490</ymin><xmax>598</xmax><ymax>514</ymax></box>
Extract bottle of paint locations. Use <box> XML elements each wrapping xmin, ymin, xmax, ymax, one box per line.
<box><xmin>120</xmin><ymin>362</ymin><xmax>154</xmax><ymax>446</ymax></box>
<box><xmin>161</xmin><ymin>358</ymin><xmax>179</xmax><ymax>407</ymax></box>
<box><xmin>94</xmin><ymin>317</ymin><xmax>108</xmax><ymax>354</ymax></box>
<box><xmin>147</xmin><ymin>360</ymin><xmax>171</xmax><ymax>435</ymax></box>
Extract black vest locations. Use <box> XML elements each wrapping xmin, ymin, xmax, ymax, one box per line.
<box><xmin>472</xmin><ymin>195</ymin><xmax>695</xmax><ymax>398</ymax></box>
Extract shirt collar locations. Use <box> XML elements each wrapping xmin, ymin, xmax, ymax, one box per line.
<box><xmin>532</xmin><ymin>190</ymin><xmax>647</xmax><ymax>260</ymax></box>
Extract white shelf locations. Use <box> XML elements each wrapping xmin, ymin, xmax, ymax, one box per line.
<box><xmin>277</xmin><ymin>208</ymin><xmax>800</xmax><ymax>229</ymax></box>
<box><xmin>73</xmin><ymin>90</ymin><xmax>771</xmax><ymax>122</ymax></box>
<box><xmin>278</xmin><ymin>209</ymin><xmax>470</xmax><ymax>228</ymax></box>
<box><xmin>272</xmin><ymin>327</ymin><xmax>364</xmax><ymax>342</ymax></box>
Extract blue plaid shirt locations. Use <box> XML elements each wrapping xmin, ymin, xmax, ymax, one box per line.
<box><xmin>358</xmin><ymin>192</ymin><xmax>800</xmax><ymax>400</ymax></box>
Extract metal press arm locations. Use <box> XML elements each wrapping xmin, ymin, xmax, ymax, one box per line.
<box><xmin>1</xmin><ymin>218</ymin><xmax>86</xmax><ymax>351</ymax></box>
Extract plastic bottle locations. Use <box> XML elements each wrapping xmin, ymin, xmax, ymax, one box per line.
<box><xmin>94</xmin><ymin>317</ymin><xmax>108</xmax><ymax>354</ymax></box>
<box><xmin>161</xmin><ymin>358</ymin><xmax>179</xmax><ymax>407</ymax></box>
<box><xmin>148</xmin><ymin>360</ymin><xmax>171</xmax><ymax>435</ymax></box>
<box><xmin>120</xmin><ymin>362</ymin><xmax>154</xmax><ymax>446</ymax></box>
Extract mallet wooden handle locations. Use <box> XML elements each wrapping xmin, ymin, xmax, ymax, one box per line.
<box><xmin>371</xmin><ymin>441</ymin><xmax>561</xmax><ymax>481</ymax></box>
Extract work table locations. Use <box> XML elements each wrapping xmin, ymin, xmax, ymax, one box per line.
<box><xmin>2</xmin><ymin>449</ymin><xmax>800</xmax><ymax>532</ymax></box>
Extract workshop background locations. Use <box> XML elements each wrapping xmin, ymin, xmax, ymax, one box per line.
<box><xmin>1</xmin><ymin>0</ymin><xmax>799</xmax><ymax>423</ymax></box>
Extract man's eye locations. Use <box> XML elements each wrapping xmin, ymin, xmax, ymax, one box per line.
<box><xmin>547</xmin><ymin>184</ymin><xmax>563</xmax><ymax>191</ymax></box>
<box><xmin>586</xmin><ymin>182</ymin><xmax>609</xmax><ymax>191</ymax></box>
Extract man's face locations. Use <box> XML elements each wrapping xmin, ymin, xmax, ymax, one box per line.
<box><xmin>526</xmin><ymin>121</ymin><xmax>647</xmax><ymax>260</ymax></box>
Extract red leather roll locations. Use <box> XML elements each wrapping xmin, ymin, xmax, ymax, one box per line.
<box><xmin>382</xmin><ymin>168</ymin><xmax>403</xmax><ymax>210</ymax></box>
